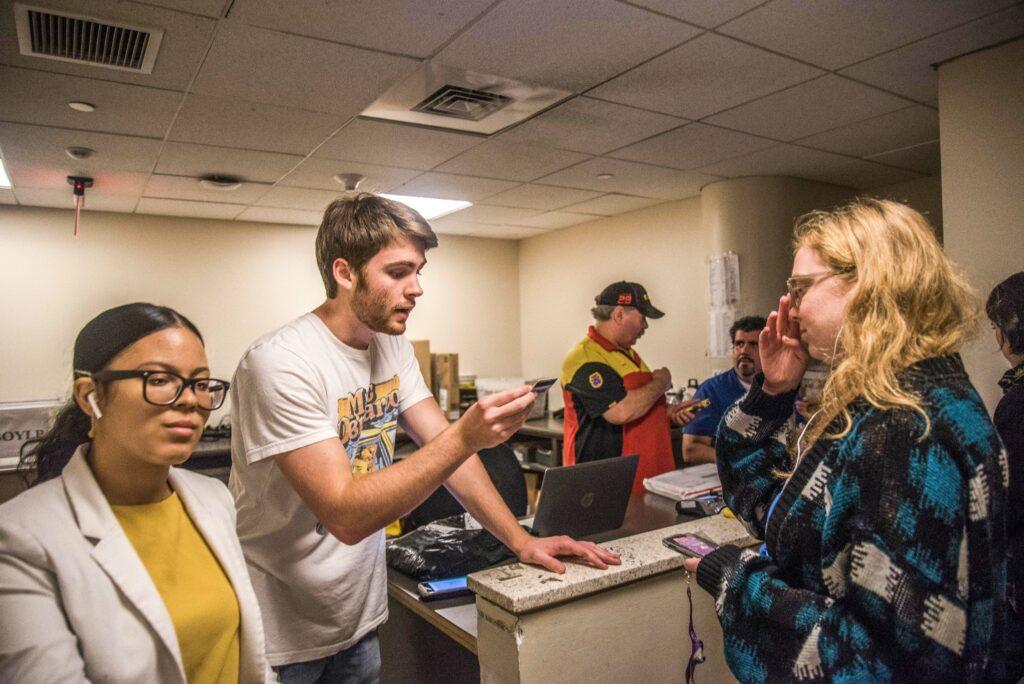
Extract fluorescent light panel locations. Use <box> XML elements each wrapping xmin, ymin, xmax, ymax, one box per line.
<box><xmin>382</xmin><ymin>193</ymin><xmax>470</xmax><ymax>220</ymax></box>
<box><xmin>0</xmin><ymin>157</ymin><xmax>10</xmax><ymax>188</ymax></box>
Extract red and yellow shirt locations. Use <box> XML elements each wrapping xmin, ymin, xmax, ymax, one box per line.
<box><xmin>560</xmin><ymin>327</ymin><xmax>674</xmax><ymax>493</ymax></box>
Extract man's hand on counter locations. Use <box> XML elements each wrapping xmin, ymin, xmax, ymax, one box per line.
<box><xmin>511</xmin><ymin>535</ymin><xmax>622</xmax><ymax>574</ymax></box>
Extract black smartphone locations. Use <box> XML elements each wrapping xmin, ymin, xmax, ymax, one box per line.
<box><xmin>675</xmin><ymin>494</ymin><xmax>726</xmax><ymax>517</ymax></box>
<box><xmin>530</xmin><ymin>377</ymin><xmax>558</xmax><ymax>395</ymax></box>
<box><xmin>416</xmin><ymin>576</ymin><xmax>472</xmax><ymax>601</ymax></box>
<box><xmin>663</xmin><ymin>533</ymin><xmax>719</xmax><ymax>559</ymax></box>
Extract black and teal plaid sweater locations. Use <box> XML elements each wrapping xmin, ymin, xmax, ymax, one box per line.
<box><xmin>696</xmin><ymin>355</ymin><xmax>1014</xmax><ymax>682</ymax></box>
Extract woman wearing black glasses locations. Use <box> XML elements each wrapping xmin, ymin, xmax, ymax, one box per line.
<box><xmin>0</xmin><ymin>303</ymin><xmax>272</xmax><ymax>683</ymax></box>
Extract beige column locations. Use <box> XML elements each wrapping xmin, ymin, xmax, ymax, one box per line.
<box><xmin>938</xmin><ymin>38</ymin><xmax>1024</xmax><ymax>410</ymax></box>
<box><xmin>700</xmin><ymin>176</ymin><xmax>855</xmax><ymax>328</ymax></box>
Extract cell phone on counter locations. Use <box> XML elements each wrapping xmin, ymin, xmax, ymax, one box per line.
<box><xmin>663</xmin><ymin>533</ymin><xmax>719</xmax><ymax>559</ymax></box>
<box><xmin>675</xmin><ymin>494</ymin><xmax>726</xmax><ymax>518</ymax></box>
<box><xmin>416</xmin><ymin>576</ymin><xmax>472</xmax><ymax>601</ymax></box>
<box><xmin>529</xmin><ymin>377</ymin><xmax>558</xmax><ymax>395</ymax></box>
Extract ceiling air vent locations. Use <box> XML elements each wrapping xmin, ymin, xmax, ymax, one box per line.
<box><xmin>362</xmin><ymin>62</ymin><xmax>571</xmax><ymax>135</ymax></box>
<box><xmin>413</xmin><ymin>85</ymin><xmax>511</xmax><ymax>122</ymax></box>
<box><xmin>13</xmin><ymin>4</ymin><xmax>164</xmax><ymax>74</ymax></box>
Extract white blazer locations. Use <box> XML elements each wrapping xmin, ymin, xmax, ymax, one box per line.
<box><xmin>0</xmin><ymin>446</ymin><xmax>274</xmax><ymax>683</ymax></box>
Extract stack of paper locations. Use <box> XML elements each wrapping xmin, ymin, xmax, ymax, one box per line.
<box><xmin>643</xmin><ymin>464</ymin><xmax>722</xmax><ymax>500</ymax></box>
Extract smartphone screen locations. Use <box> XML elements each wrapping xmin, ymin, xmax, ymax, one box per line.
<box><xmin>424</xmin><ymin>576</ymin><xmax>468</xmax><ymax>592</ymax></box>
<box><xmin>666</xmin><ymin>534</ymin><xmax>717</xmax><ymax>557</ymax></box>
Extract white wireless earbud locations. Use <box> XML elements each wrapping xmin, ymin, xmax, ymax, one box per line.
<box><xmin>87</xmin><ymin>392</ymin><xmax>103</xmax><ymax>420</ymax></box>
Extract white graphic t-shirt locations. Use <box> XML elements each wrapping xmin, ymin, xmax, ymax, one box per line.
<box><xmin>228</xmin><ymin>313</ymin><xmax>432</xmax><ymax>666</ymax></box>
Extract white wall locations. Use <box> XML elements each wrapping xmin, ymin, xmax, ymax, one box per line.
<box><xmin>517</xmin><ymin>197</ymin><xmax>708</xmax><ymax>409</ymax></box>
<box><xmin>0</xmin><ymin>206</ymin><xmax>522</xmax><ymax>414</ymax></box>
<box><xmin>939</xmin><ymin>38</ymin><xmax>1024</xmax><ymax>410</ymax></box>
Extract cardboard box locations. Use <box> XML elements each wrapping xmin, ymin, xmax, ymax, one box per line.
<box><xmin>410</xmin><ymin>339</ymin><xmax>431</xmax><ymax>386</ymax></box>
<box><xmin>431</xmin><ymin>353</ymin><xmax>460</xmax><ymax>420</ymax></box>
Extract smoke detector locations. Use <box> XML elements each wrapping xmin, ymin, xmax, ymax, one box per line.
<box><xmin>14</xmin><ymin>3</ymin><xmax>164</xmax><ymax>74</ymax></box>
<box><xmin>361</xmin><ymin>62</ymin><xmax>571</xmax><ymax>135</ymax></box>
<box><xmin>334</xmin><ymin>173</ymin><xmax>365</xmax><ymax>191</ymax></box>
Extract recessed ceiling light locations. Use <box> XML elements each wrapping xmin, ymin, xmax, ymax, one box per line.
<box><xmin>65</xmin><ymin>147</ymin><xmax>96</xmax><ymax>160</ymax></box>
<box><xmin>68</xmin><ymin>101</ymin><xmax>96</xmax><ymax>112</ymax></box>
<box><xmin>0</xmin><ymin>158</ymin><xmax>11</xmax><ymax>188</ymax></box>
<box><xmin>382</xmin><ymin>193</ymin><xmax>472</xmax><ymax>221</ymax></box>
<box><xmin>198</xmin><ymin>174</ymin><xmax>241</xmax><ymax>191</ymax></box>
<box><xmin>597</xmin><ymin>173</ymin><xmax>614</xmax><ymax>180</ymax></box>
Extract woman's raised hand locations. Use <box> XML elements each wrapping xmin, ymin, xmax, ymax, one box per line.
<box><xmin>759</xmin><ymin>295</ymin><xmax>810</xmax><ymax>395</ymax></box>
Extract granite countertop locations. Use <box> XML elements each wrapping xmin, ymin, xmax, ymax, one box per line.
<box><xmin>468</xmin><ymin>515</ymin><xmax>754</xmax><ymax>614</ymax></box>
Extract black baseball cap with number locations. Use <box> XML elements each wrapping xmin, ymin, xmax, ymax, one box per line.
<box><xmin>595</xmin><ymin>281</ymin><xmax>665</xmax><ymax>319</ymax></box>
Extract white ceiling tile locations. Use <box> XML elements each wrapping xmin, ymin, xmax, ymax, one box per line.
<box><xmin>192</xmin><ymin>22</ymin><xmax>419</xmax><ymax>116</ymax></box>
<box><xmin>0</xmin><ymin>0</ymin><xmax>216</xmax><ymax>91</ymax></box>
<box><xmin>0</xmin><ymin>123</ymin><xmax>163</xmax><ymax>174</ymax></box>
<box><xmin>168</xmin><ymin>94</ymin><xmax>344</xmax><ymax>155</ymax></box>
<box><xmin>0</xmin><ymin>189</ymin><xmax>18</xmax><ymax>205</ymax></box>
<box><xmin>589</xmin><ymin>33</ymin><xmax>823</xmax><ymax>119</ymax></box>
<box><xmin>435</xmin><ymin>140</ymin><xmax>590</xmax><ymax>182</ymax></box>
<box><xmin>698</xmin><ymin>143</ymin><xmax>920</xmax><ymax>189</ymax></box>
<box><xmin>513</xmin><ymin>211</ymin><xmax>596</xmax><ymax>229</ymax></box>
<box><xmin>867</xmin><ymin>140</ymin><xmax>941</xmax><ymax>175</ymax></box>
<box><xmin>627</xmin><ymin>0</ymin><xmax>764</xmax><ymax>28</ymax></box>
<box><xmin>839</xmin><ymin>5</ymin><xmax>1024</xmax><ymax>102</ymax></box>
<box><xmin>436</xmin><ymin>0</ymin><xmax>701</xmax><ymax>91</ymax></box>
<box><xmin>446</xmin><ymin>205</ymin><xmax>544</xmax><ymax>225</ymax></box>
<box><xmin>314</xmin><ymin>119</ymin><xmax>482</xmax><ymax>170</ymax></box>
<box><xmin>478</xmin><ymin>184</ymin><xmax>604</xmax><ymax>211</ymax></box>
<box><xmin>609</xmin><ymin>122</ymin><xmax>776</xmax><ymax>169</ymax></box>
<box><xmin>537</xmin><ymin>158</ymin><xmax>718</xmax><ymax>200</ymax></box>
<box><xmin>255</xmin><ymin>186</ymin><xmax>344</xmax><ymax>211</ymax></box>
<box><xmin>277</xmin><ymin>158</ymin><xmax>419</xmax><ymax>193</ymax></box>
<box><xmin>466</xmin><ymin>225</ymin><xmax>549</xmax><ymax>240</ymax></box>
<box><xmin>498</xmin><ymin>97</ymin><xmax>686</xmax><ymax>155</ymax></box>
<box><xmin>139</xmin><ymin>1</ymin><xmax>228</xmax><ymax>18</ymax></box>
<box><xmin>0</xmin><ymin>66</ymin><xmax>182</xmax><ymax>138</ymax></box>
<box><xmin>718</xmin><ymin>0</ymin><xmax>1018</xmax><ymax>70</ymax></box>
<box><xmin>236</xmin><ymin>206</ymin><xmax>322</xmax><ymax>225</ymax></box>
<box><xmin>143</xmin><ymin>174</ymin><xmax>270</xmax><ymax>204</ymax></box>
<box><xmin>228</xmin><ymin>0</ymin><xmax>492</xmax><ymax>58</ymax></box>
<box><xmin>5</xmin><ymin>161</ymin><xmax>148</xmax><ymax>195</ymax></box>
<box><xmin>136</xmin><ymin>197</ymin><xmax>245</xmax><ymax>220</ymax></box>
<box><xmin>391</xmin><ymin>173</ymin><xmax>519</xmax><ymax>201</ymax></box>
<box><xmin>155</xmin><ymin>143</ymin><xmax>303</xmax><ymax>184</ymax></box>
<box><xmin>704</xmin><ymin>75</ymin><xmax>911</xmax><ymax>142</ymax></box>
<box><xmin>560</xmin><ymin>194</ymin><xmax>664</xmax><ymax>216</ymax></box>
<box><xmin>796</xmin><ymin>106</ymin><xmax>939</xmax><ymax>157</ymax></box>
<box><xmin>12</xmin><ymin>187</ymin><xmax>139</xmax><ymax>212</ymax></box>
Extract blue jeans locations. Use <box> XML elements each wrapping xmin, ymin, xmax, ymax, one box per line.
<box><xmin>274</xmin><ymin>631</ymin><xmax>381</xmax><ymax>684</ymax></box>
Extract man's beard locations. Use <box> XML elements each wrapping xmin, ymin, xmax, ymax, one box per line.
<box><xmin>352</xmin><ymin>278</ymin><xmax>403</xmax><ymax>335</ymax></box>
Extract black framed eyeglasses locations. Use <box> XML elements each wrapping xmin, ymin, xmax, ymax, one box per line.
<box><xmin>83</xmin><ymin>370</ymin><xmax>229</xmax><ymax>410</ymax></box>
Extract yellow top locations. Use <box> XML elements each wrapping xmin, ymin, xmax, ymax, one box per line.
<box><xmin>112</xmin><ymin>491</ymin><xmax>240</xmax><ymax>684</ymax></box>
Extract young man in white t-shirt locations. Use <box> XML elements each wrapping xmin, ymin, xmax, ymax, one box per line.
<box><xmin>229</xmin><ymin>194</ymin><xmax>620</xmax><ymax>682</ymax></box>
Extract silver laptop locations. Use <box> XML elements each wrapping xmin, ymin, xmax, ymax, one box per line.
<box><xmin>529</xmin><ymin>454</ymin><xmax>639</xmax><ymax>538</ymax></box>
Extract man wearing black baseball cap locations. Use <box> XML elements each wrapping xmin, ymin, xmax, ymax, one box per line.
<box><xmin>559</xmin><ymin>282</ymin><xmax>693</xmax><ymax>493</ymax></box>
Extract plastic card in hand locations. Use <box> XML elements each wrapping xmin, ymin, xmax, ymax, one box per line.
<box><xmin>529</xmin><ymin>377</ymin><xmax>557</xmax><ymax>394</ymax></box>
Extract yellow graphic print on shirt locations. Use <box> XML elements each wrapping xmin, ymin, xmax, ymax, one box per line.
<box><xmin>337</xmin><ymin>375</ymin><xmax>400</xmax><ymax>477</ymax></box>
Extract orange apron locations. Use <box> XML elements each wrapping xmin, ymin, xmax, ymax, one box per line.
<box><xmin>621</xmin><ymin>371</ymin><xmax>675</xmax><ymax>494</ymax></box>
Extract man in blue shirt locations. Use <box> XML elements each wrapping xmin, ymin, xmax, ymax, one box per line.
<box><xmin>682</xmin><ymin>315</ymin><xmax>765</xmax><ymax>464</ymax></box>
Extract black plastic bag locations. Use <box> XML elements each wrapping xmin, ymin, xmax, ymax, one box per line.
<box><xmin>386</xmin><ymin>514</ymin><xmax>516</xmax><ymax>581</ymax></box>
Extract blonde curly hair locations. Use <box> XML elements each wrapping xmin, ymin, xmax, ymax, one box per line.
<box><xmin>794</xmin><ymin>198</ymin><xmax>978</xmax><ymax>448</ymax></box>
